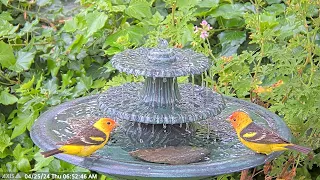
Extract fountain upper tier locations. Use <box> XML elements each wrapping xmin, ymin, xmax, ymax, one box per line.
<box><xmin>111</xmin><ymin>39</ymin><xmax>211</xmax><ymax>78</ymax></box>
<box><xmin>99</xmin><ymin>40</ymin><xmax>225</xmax><ymax>124</ymax></box>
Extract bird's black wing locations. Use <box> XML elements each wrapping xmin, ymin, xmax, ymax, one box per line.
<box><xmin>57</xmin><ymin>126</ymin><xmax>107</xmax><ymax>146</ymax></box>
<box><xmin>240</xmin><ymin>122</ymin><xmax>289</xmax><ymax>144</ymax></box>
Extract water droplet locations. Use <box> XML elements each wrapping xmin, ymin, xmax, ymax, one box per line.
<box><xmin>151</xmin><ymin>124</ymin><xmax>155</xmax><ymax>135</ymax></box>
<box><xmin>163</xmin><ymin>77</ymin><xmax>167</xmax><ymax>83</ymax></box>
<box><xmin>163</xmin><ymin>124</ymin><xmax>167</xmax><ymax>129</ymax></box>
<box><xmin>139</xmin><ymin>139</ymin><xmax>143</xmax><ymax>143</ymax></box>
<box><xmin>207</xmin><ymin>119</ymin><xmax>210</xmax><ymax>140</ymax></box>
<box><xmin>191</xmin><ymin>75</ymin><xmax>195</xmax><ymax>97</ymax></box>
<box><xmin>201</xmin><ymin>73</ymin><xmax>204</xmax><ymax>87</ymax></box>
<box><xmin>179</xmin><ymin>123</ymin><xmax>183</xmax><ymax>128</ymax></box>
<box><xmin>138</xmin><ymin>122</ymin><xmax>142</xmax><ymax>133</ymax></box>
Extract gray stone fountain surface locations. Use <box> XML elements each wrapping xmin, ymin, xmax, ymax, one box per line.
<box><xmin>98</xmin><ymin>83</ymin><xmax>225</xmax><ymax>124</ymax></box>
<box><xmin>31</xmin><ymin>39</ymin><xmax>292</xmax><ymax>179</ymax></box>
<box><xmin>111</xmin><ymin>47</ymin><xmax>210</xmax><ymax>77</ymax></box>
<box><xmin>98</xmin><ymin>39</ymin><xmax>225</xmax><ymax>124</ymax></box>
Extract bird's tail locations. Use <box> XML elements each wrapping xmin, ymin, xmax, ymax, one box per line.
<box><xmin>41</xmin><ymin>149</ymin><xmax>63</xmax><ymax>158</ymax></box>
<box><xmin>286</xmin><ymin>144</ymin><xmax>312</xmax><ymax>154</ymax></box>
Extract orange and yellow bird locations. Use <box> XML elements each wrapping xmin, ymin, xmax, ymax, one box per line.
<box><xmin>41</xmin><ymin>118</ymin><xmax>117</xmax><ymax>158</ymax></box>
<box><xmin>228</xmin><ymin>111</ymin><xmax>312</xmax><ymax>155</ymax></box>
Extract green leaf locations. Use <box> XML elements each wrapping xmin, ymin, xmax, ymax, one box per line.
<box><xmin>0</xmin><ymin>89</ymin><xmax>18</xmax><ymax>105</ymax></box>
<box><xmin>64</xmin><ymin>19</ymin><xmax>78</xmax><ymax>33</ymax></box>
<box><xmin>197</xmin><ymin>0</ymin><xmax>219</xmax><ymax>8</ymax></box>
<box><xmin>217</xmin><ymin>31</ymin><xmax>246</xmax><ymax>56</ymax></box>
<box><xmin>220</xmin><ymin>17</ymin><xmax>245</xmax><ymax>28</ymax></box>
<box><xmin>266</xmin><ymin>0</ymin><xmax>281</xmax><ymax>4</ymax></box>
<box><xmin>177</xmin><ymin>76</ymin><xmax>189</xmax><ymax>83</ymax></box>
<box><xmin>0</xmin><ymin>148</ymin><xmax>10</xmax><ymax>158</ymax></box>
<box><xmin>72</xmin><ymin>76</ymin><xmax>93</xmax><ymax>97</ymax></box>
<box><xmin>61</xmin><ymin>71</ymin><xmax>74</xmax><ymax>90</ymax></box>
<box><xmin>104</xmin><ymin>25</ymin><xmax>147</xmax><ymax>47</ymax></box>
<box><xmin>0</xmin><ymin>131</ymin><xmax>12</xmax><ymax>153</ymax></box>
<box><xmin>104</xmin><ymin>47</ymin><xmax>121</xmax><ymax>55</ymax></box>
<box><xmin>18</xmin><ymin>76</ymin><xmax>35</xmax><ymax>91</ymax></box>
<box><xmin>68</xmin><ymin>34</ymin><xmax>87</xmax><ymax>53</ymax></box>
<box><xmin>18</xmin><ymin>19</ymin><xmax>39</xmax><ymax>35</ymax></box>
<box><xmin>125</xmin><ymin>0</ymin><xmax>152</xmax><ymax>20</ymax></box>
<box><xmin>181</xmin><ymin>24</ymin><xmax>193</xmax><ymax>46</ymax></box>
<box><xmin>32</xmin><ymin>152</ymin><xmax>54</xmax><ymax>171</ymax></box>
<box><xmin>43</xmin><ymin>78</ymin><xmax>58</xmax><ymax>95</ymax></box>
<box><xmin>12</xmin><ymin>144</ymin><xmax>25</xmax><ymax>160</ymax></box>
<box><xmin>111</xmin><ymin>5</ymin><xmax>126</xmax><ymax>12</ymax></box>
<box><xmin>0</xmin><ymin>12</ymin><xmax>13</xmax><ymax>21</ymax></box>
<box><xmin>36</xmin><ymin>0</ymin><xmax>52</xmax><ymax>7</ymax></box>
<box><xmin>265</xmin><ymin>4</ymin><xmax>286</xmax><ymax>15</ymax></box>
<box><xmin>177</xmin><ymin>0</ymin><xmax>198</xmax><ymax>9</ymax></box>
<box><xmin>0</xmin><ymin>41</ymin><xmax>16</xmax><ymax>69</ymax></box>
<box><xmin>47</xmin><ymin>59</ymin><xmax>60</xmax><ymax>77</ymax></box>
<box><xmin>0</xmin><ymin>19</ymin><xmax>19</xmax><ymax>36</ymax></box>
<box><xmin>10</xmin><ymin>110</ymin><xmax>37</xmax><ymax>139</ymax></box>
<box><xmin>210</xmin><ymin>4</ymin><xmax>246</xmax><ymax>19</ymax></box>
<box><xmin>85</xmin><ymin>11</ymin><xmax>108</xmax><ymax>37</ymax></box>
<box><xmin>0</xmin><ymin>0</ymin><xmax>8</xmax><ymax>5</ymax></box>
<box><xmin>92</xmin><ymin>79</ymin><xmax>106</xmax><ymax>89</ymax></box>
<box><xmin>80</xmin><ymin>76</ymin><xmax>93</xmax><ymax>90</ymax></box>
<box><xmin>276</xmin><ymin>15</ymin><xmax>306</xmax><ymax>39</ymax></box>
<box><xmin>17</xmin><ymin>157</ymin><xmax>31</xmax><ymax>172</ymax></box>
<box><xmin>9</xmin><ymin>51</ymin><xmax>36</xmax><ymax>72</ymax></box>
<box><xmin>259</xmin><ymin>13</ymin><xmax>279</xmax><ymax>32</ymax></box>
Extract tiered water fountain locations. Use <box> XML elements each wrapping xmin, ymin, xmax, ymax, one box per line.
<box><xmin>31</xmin><ymin>40</ymin><xmax>291</xmax><ymax>179</ymax></box>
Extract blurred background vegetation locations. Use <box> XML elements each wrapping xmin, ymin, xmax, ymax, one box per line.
<box><xmin>0</xmin><ymin>0</ymin><xmax>319</xmax><ymax>179</ymax></box>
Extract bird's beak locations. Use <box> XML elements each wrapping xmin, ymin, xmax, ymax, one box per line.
<box><xmin>225</xmin><ymin>115</ymin><xmax>232</xmax><ymax>122</ymax></box>
<box><xmin>115</xmin><ymin>122</ymin><xmax>119</xmax><ymax>127</ymax></box>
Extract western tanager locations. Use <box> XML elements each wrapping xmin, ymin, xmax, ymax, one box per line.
<box><xmin>41</xmin><ymin>118</ymin><xmax>117</xmax><ymax>157</ymax></box>
<box><xmin>228</xmin><ymin>111</ymin><xmax>312</xmax><ymax>155</ymax></box>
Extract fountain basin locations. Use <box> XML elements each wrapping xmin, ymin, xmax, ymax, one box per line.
<box><xmin>30</xmin><ymin>94</ymin><xmax>291</xmax><ymax>179</ymax></box>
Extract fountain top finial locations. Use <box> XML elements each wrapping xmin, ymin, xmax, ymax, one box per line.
<box><xmin>147</xmin><ymin>39</ymin><xmax>176</xmax><ymax>64</ymax></box>
<box><xmin>158</xmin><ymin>38</ymin><xmax>168</xmax><ymax>49</ymax></box>
<box><xmin>111</xmin><ymin>39</ymin><xmax>211</xmax><ymax>77</ymax></box>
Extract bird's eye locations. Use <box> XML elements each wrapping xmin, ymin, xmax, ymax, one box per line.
<box><xmin>107</xmin><ymin>122</ymin><xmax>111</xmax><ymax>125</ymax></box>
<box><xmin>233</xmin><ymin>119</ymin><xmax>236</xmax><ymax>122</ymax></box>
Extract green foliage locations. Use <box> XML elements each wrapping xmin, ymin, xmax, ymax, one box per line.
<box><xmin>0</xmin><ymin>0</ymin><xmax>319</xmax><ymax>179</ymax></box>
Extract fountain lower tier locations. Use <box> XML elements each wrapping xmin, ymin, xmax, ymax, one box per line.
<box><xmin>30</xmin><ymin>94</ymin><xmax>291</xmax><ymax>179</ymax></box>
<box><xmin>98</xmin><ymin>82</ymin><xmax>226</xmax><ymax>124</ymax></box>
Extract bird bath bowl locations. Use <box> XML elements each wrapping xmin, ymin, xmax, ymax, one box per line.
<box><xmin>31</xmin><ymin>40</ymin><xmax>292</xmax><ymax>179</ymax></box>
